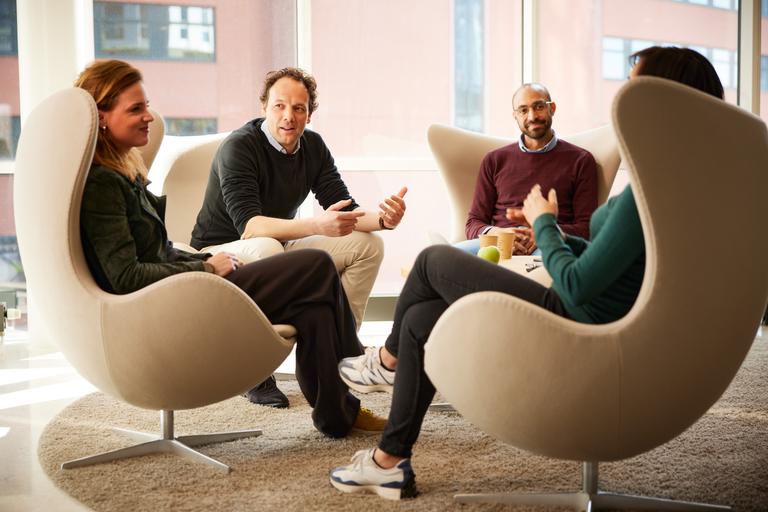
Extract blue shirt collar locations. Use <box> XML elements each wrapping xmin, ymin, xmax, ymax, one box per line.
<box><xmin>260</xmin><ymin>120</ymin><xmax>301</xmax><ymax>155</ymax></box>
<box><xmin>519</xmin><ymin>131</ymin><xmax>558</xmax><ymax>153</ymax></box>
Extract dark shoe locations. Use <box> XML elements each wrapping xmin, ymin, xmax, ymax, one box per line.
<box><xmin>244</xmin><ymin>375</ymin><xmax>289</xmax><ymax>408</ymax></box>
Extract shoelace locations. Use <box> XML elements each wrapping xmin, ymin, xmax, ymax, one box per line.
<box><xmin>348</xmin><ymin>449</ymin><xmax>370</xmax><ymax>471</ymax></box>
<box><xmin>361</xmin><ymin>348</ymin><xmax>380</xmax><ymax>371</ymax></box>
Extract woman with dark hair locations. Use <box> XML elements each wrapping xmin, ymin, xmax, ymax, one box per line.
<box><xmin>329</xmin><ymin>46</ymin><xmax>725</xmax><ymax>500</ymax></box>
<box><xmin>629</xmin><ymin>46</ymin><xmax>725</xmax><ymax>99</ymax></box>
<box><xmin>75</xmin><ymin>59</ymin><xmax>386</xmax><ymax>439</ymax></box>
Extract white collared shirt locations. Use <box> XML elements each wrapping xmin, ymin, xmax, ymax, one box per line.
<box><xmin>519</xmin><ymin>131</ymin><xmax>558</xmax><ymax>153</ymax></box>
<box><xmin>261</xmin><ymin>120</ymin><xmax>301</xmax><ymax>155</ymax></box>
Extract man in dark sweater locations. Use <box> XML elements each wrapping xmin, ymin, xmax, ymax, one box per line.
<box><xmin>456</xmin><ymin>83</ymin><xmax>597</xmax><ymax>255</ymax></box>
<box><xmin>191</xmin><ymin>67</ymin><xmax>407</xmax><ymax>408</ymax></box>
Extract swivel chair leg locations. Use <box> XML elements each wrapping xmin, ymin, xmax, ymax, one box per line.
<box><xmin>61</xmin><ymin>409</ymin><xmax>261</xmax><ymax>473</ymax></box>
<box><xmin>454</xmin><ymin>462</ymin><xmax>731</xmax><ymax>511</ymax></box>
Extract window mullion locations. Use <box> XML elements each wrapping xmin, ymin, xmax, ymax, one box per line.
<box><xmin>738</xmin><ymin>0</ymin><xmax>761</xmax><ymax>113</ymax></box>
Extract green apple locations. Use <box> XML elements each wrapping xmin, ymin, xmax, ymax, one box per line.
<box><xmin>477</xmin><ymin>245</ymin><xmax>500</xmax><ymax>264</ymax></box>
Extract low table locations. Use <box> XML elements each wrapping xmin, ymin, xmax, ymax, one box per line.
<box><xmin>401</xmin><ymin>254</ymin><xmax>553</xmax><ymax>288</ymax></box>
<box><xmin>499</xmin><ymin>255</ymin><xmax>552</xmax><ymax>287</ymax></box>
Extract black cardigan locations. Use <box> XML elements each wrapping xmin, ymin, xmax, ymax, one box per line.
<box><xmin>80</xmin><ymin>165</ymin><xmax>210</xmax><ymax>294</ymax></box>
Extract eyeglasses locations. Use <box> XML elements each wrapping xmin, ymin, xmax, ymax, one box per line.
<box><xmin>513</xmin><ymin>101</ymin><xmax>553</xmax><ymax>117</ymax></box>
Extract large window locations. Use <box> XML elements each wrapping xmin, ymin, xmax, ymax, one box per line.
<box><xmin>0</xmin><ymin>173</ymin><xmax>24</xmax><ymax>300</ymax></box>
<box><xmin>762</xmin><ymin>55</ymin><xmax>768</xmax><ymax>92</ymax></box>
<box><xmin>454</xmin><ymin>0</ymin><xmax>485</xmax><ymax>132</ymax></box>
<box><xmin>0</xmin><ymin>0</ymin><xmax>21</xmax><ymax>297</ymax></box>
<box><xmin>165</xmin><ymin>117</ymin><xmax>217</xmax><ymax>136</ymax></box>
<box><xmin>8</xmin><ymin>0</ymin><xmax>762</xmax><ymax>300</ymax></box>
<box><xmin>0</xmin><ymin>115</ymin><xmax>18</xmax><ymax>159</ymax></box>
<box><xmin>762</xmin><ymin>7</ymin><xmax>768</xmax><ymax>122</ymax></box>
<box><xmin>94</xmin><ymin>2</ymin><xmax>215</xmax><ymax>62</ymax></box>
<box><xmin>0</xmin><ymin>0</ymin><xmax>16</xmax><ymax>55</ymax></box>
<box><xmin>94</xmin><ymin>0</ymin><xmax>296</xmax><ymax>137</ymax></box>
<box><xmin>602</xmin><ymin>37</ymin><xmax>738</xmax><ymax>89</ymax></box>
<box><xmin>537</xmin><ymin>0</ymin><xmax>739</xmax><ymax>136</ymax></box>
<box><xmin>309</xmin><ymin>0</ymin><xmax>522</xmax><ymax>160</ymax></box>
<box><xmin>0</xmin><ymin>0</ymin><xmax>18</xmax><ymax>161</ymax></box>
<box><xmin>672</xmin><ymin>0</ymin><xmax>738</xmax><ymax>10</ymax></box>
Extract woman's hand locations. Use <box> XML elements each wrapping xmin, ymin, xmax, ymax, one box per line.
<box><xmin>522</xmin><ymin>184</ymin><xmax>558</xmax><ymax>227</ymax></box>
<box><xmin>205</xmin><ymin>252</ymin><xmax>242</xmax><ymax>277</ymax></box>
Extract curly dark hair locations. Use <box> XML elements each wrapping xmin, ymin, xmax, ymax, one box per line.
<box><xmin>259</xmin><ymin>67</ymin><xmax>319</xmax><ymax>115</ymax></box>
<box><xmin>629</xmin><ymin>46</ymin><xmax>724</xmax><ymax>99</ymax></box>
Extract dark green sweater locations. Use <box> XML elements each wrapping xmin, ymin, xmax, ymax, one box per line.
<box><xmin>191</xmin><ymin>118</ymin><xmax>358</xmax><ymax>249</ymax></box>
<box><xmin>533</xmin><ymin>186</ymin><xmax>645</xmax><ymax>324</ymax></box>
<box><xmin>80</xmin><ymin>165</ymin><xmax>210</xmax><ymax>294</ymax></box>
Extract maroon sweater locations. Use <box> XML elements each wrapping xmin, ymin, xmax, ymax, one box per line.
<box><xmin>465</xmin><ymin>139</ymin><xmax>598</xmax><ymax>240</ymax></box>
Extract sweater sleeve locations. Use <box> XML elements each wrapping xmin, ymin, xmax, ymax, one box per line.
<box><xmin>533</xmin><ymin>187</ymin><xmax>643</xmax><ymax>307</ymax></box>
<box><xmin>556</xmin><ymin>151</ymin><xmax>597</xmax><ymax>239</ymax></box>
<box><xmin>217</xmin><ymin>134</ymin><xmax>265</xmax><ymax>234</ymax></box>
<box><xmin>81</xmin><ymin>171</ymin><xmax>206</xmax><ymax>294</ymax></box>
<box><xmin>167</xmin><ymin>244</ymin><xmax>211</xmax><ymax>262</ymax></box>
<box><xmin>465</xmin><ymin>153</ymin><xmax>497</xmax><ymax>239</ymax></box>
<box><xmin>310</xmin><ymin>138</ymin><xmax>358</xmax><ymax>212</ymax></box>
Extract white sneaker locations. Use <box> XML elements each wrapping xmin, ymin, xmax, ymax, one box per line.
<box><xmin>339</xmin><ymin>347</ymin><xmax>395</xmax><ymax>393</ymax></box>
<box><xmin>330</xmin><ymin>448</ymin><xmax>417</xmax><ymax>500</ymax></box>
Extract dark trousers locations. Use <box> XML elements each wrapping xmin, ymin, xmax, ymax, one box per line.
<box><xmin>379</xmin><ymin>245</ymin><xmax>569</xmax><ymax>457</ymax></box>
<box><xmin>225</xmin><ymin>249</ymin><xmax>364</xmax><ymax>438</ymax></box>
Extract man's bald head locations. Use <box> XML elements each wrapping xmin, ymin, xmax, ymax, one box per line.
<box><xmin>511</xmin><ymin>82</ymin><xmax>556</xmax><ymax>149</ymax></box>
<box><xmin>512</xmin><ymin>83</ymin><xmax>552</xmax><ymax>107</ymax></box>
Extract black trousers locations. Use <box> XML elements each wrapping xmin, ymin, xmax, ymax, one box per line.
<box><xmin>379</xmin><ymin>245</ymin><xmax>569</xmax><ymax>457</ymax></box>
<box><xmin>225</xmin><ymin>249</ymin><xmax>364</xmax><ymax>438</ymax></box>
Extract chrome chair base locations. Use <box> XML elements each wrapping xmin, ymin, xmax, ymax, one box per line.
<box><xmin>61</xmin><ymin>410</ymin><xmax>260</xmax><ymax>473</ymax></box>
<box><xmin>455</xmin><ymin>491</ymin><xmax>730</xmax><ymax>511</ymax></box>
<box><xmin>454</xmin><ymin>461</ymin><xmax>730</xmax><ymax>511</ymax></box>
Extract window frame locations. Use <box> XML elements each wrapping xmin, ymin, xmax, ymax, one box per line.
<box><xmin>93</xmin><ymin>1</ymin><xmax>217</xmax><ymax>63</ymax></box>
<box><xmin>5</xmin><ymin>0</ymin><xmax>764</xmax><ymax>176</ymax></box>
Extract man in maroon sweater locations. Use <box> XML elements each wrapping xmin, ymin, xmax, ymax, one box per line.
<box><xmin>457</xmin><ymin>83</ymin><xmax>597</xmax><ymax>255</ymax></box>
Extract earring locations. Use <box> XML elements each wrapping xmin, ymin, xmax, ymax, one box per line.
<box><xmin>100</xmin><ymin>125</ymin><xmax>107</xmax><ymax>131</ymax></box>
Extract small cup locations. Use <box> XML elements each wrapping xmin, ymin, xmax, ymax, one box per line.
<box><xmin>496</xmin><ymin>232</ymin><xmax>516</xmax><ymax>259</ymax></box>
<box><xmin>479</xmin><ymin>234</ymin><xmax>498</xmax><ymax>248</ymax></box>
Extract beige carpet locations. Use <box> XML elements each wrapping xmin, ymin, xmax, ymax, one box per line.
<box><xmin>39</xmin><ymin>339</ymin><xmax>768</xmax><ymax>512</ymax></box>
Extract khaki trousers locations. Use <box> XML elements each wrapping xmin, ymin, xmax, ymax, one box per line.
<box><xmin>201</xmin><ymin>231</ymin><xmax>384</xmax><ymax>329</ymax></box>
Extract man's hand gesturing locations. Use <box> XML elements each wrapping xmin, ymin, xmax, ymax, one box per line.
<box><xmin>314</xmin><ymin>198</ymin><xmax>366</xmax><ymax>237</ymax></box>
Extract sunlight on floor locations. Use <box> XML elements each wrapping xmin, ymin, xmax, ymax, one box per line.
<box><xmin>0</xmin><ymin>327</ymin><xmax>94</xmax><ymax>511</ymax></box>
<box><xmin>0</xmin><ymin>379</ymin><xmax>96</xmax><ymax>411</ymax></box>
<box><xmin>0</xmin><ymin>367</ymin><xmax>78</xmax><ymax>387</ymax></box>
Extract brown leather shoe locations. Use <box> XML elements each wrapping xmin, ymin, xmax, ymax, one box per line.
<box><xmin>352</xmin><ymin>407</ymin><xmax>387</xmax><ymax>432</ymax></box>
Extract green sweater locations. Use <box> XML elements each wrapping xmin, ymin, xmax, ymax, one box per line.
<box><xmin>80</xmin><ymin>165</ymin><xmax>210</xmax><ymax>294</ymax></box>
<box><xmin>533</xmin><ymin>186</ymin><xmax>645</xmax><ymax>324</ymax></box>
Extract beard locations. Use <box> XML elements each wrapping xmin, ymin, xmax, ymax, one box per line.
<box><xmin>521</xmin><ymin>117</ymin><xmax>553</xmax><ymax>140</ymax></box>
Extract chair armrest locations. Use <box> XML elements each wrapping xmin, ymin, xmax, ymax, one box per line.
<box><xmin>100</xmin><ymin>271</ymin><xmax>294</xmax><ymax>410</ymax></box>
<box><xmin>424</xmin><ymin>291</ymin><xmax>623</xmax><ymax>460</ymax></box>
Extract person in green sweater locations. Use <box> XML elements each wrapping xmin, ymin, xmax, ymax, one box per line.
<box><xmin>329</xmin><ymin>46</ymin><xmax>725</xmax><ymax>500</ymax></box>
